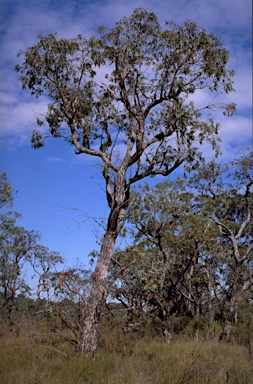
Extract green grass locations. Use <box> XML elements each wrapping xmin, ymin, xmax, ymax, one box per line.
<box><xmin>1</xmin><ymin>322</ymin><xmax>252</xmax><ymax>384</ymax></box>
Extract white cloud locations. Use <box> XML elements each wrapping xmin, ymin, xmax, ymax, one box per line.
<box><xmin>220</xmin><ymin>115</ymin><xmax>252</xmax><ymax>144</ymax></box>
<box><xmin>229</xmin><ymin>67</ymin><xmax>252</xmax><ymax>111</ymax></box>
<box><xmin>0</xmin><ymin>91</ymin><xmax>18</xmax><ymax>105</ymax></box>
<box><xmin>0</xmin><ymin>97</ymin><xmax>49</xmax><ymax>138</ymax></box>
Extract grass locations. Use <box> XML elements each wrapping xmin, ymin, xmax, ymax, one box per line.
<box><xmin>1</xmin><ymin>321</ymin><xmax>252</xmax><ymax>384</ymax></box>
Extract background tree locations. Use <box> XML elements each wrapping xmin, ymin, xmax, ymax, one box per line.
<box><xmin>0</xmin><ymin>172</ymin><xmax>63</xmax><ymax>322</ymax></box>
<box><xmin>0</xmin><ymin>172</ymin><xmax>35</xmax><ymax>320</ymax></box>
<box><xmin>189</xmin><ymin>150</ymin><xmax>253</xmax><ymax>342</ymax></box>
<box><xmin>51</xmin><ymin>265</ymin><xmax>91</xmax><ymax>349</ymax></box>
<box><xmin>15</xmin><ymin>8</ymin><xmax>235</xmax><ymax>354</ymax></box>
<box><xmin>29</xmin><ymin>244</ymin><xmax>64</xmax><ymax>302</ymax></box>
<box><xmin>109</xmin><ymin>179</ymin><xmax>223</xmax><ymax>341</ymax></box>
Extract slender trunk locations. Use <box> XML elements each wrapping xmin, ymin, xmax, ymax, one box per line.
<box><xmin>207</xmin><ymin>271</ymin><xmax>214</xmax><ymax>340</ymax></box>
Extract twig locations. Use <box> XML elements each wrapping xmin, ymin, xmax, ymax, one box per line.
<box><xmin>31</xmin><ymin>342</ymin><xmax>68</xmax><ymax>356</ymax></box>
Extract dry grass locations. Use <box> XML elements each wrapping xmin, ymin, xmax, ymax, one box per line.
<box><xmin>1</xmin><ymin>321</ymin><xmax>252</xmax><ymax>384</ymax></box>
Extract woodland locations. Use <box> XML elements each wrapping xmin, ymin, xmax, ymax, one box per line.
<box><xmin>0</xmin><ymin>8</ymin><xmax>252</xmax><ymax>383</ymax></box>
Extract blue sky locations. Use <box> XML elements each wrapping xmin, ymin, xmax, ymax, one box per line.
<box><xmin>0</xmin><ymin>0</ymin><xmax>252</xmax><ymax>269</ymax></box>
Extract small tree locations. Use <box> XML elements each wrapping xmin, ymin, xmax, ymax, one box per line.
<box><xmin>15</xmin><ymin>8</ymin><xmax>235</xmax><ymax>354</ymax></box>
<box><xmin>29</xmin><ymin>244</ymin><xmax>64</xmax><ymax>302</ymax></box>
<box><xmin>0</xmin><ymin>172</ymin><xmax>63</xmax><ymax>322</ymax></box>
<box><xmin>52</xmin><ymin>266</ymin><xmax>91</xmax><ymax>349</ymax></box>
<box><xmin>110</xmin><ymin>179</ymin><xmax>223</xmax><ymax>342</ymax></box>
<box><xmin>0</xmin><ymin>172</ymin><xmax>35</xmax><ymax>320</ymax></box>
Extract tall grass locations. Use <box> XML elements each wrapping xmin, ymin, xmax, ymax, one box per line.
<box><xmin>1</xmin><ymin>321</ymin><xmax>252</xmax><ymax>384</ymax></box>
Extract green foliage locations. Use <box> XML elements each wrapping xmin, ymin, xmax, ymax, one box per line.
<box><xmin>0</xmin><ymin>172</ymin><xmax>16</xmax><ymax>209</ymax></box>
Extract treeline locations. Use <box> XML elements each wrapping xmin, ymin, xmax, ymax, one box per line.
<box><xmin>0</xmin><ymin>149</ymin><xmax>252</xmax><ymax>350</ymax></box>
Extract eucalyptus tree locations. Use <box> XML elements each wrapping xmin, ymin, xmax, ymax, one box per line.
<box><xmin>190</xmin><ymin>150</ymin><xmax>253</xmax><ymax>342</ymax></box>
<box><xmin>15</xmin><ymin>8</ymin><xmax>235</xmax><ymax>353</ymax></box>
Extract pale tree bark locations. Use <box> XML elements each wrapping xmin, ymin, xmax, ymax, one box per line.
<box><xmin>162</xmin><ymin>309</ymin><xmax>172</xmax><ymax>344</ymax></box>
<box><xmin>80</xmin><ymin>198</ymin><xmax>127</xmax><ymax>353</ymax></box>
<box><xmin>80</xmin><ymin>230</ymin><xmax>118</xmax><ymax>354</ymax></box>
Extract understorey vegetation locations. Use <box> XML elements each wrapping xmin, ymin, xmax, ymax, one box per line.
<box><xmin>1</xmin><ymin>320</ymin><xmax>253</xmax><ymax>384</ymax></box>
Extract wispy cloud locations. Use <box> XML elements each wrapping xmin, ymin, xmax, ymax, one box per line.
<box><xmin>46</xmin><ymin>156</ymin><xmax>67</xmax><ymax>163</ymax></box>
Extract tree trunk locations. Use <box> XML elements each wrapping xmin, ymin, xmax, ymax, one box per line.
<box><xmin>162</xmin><ymin>309</ymin><xmax>172</xmax><ymax>344</ymax></box>
<box><xmin>80</xmin><ymin>200</ymin><xmax>126</xmax><ymax>354</ymax></box>
<box><xmin>207</xmin><ymin>272</ymin><xmax>214</xmax><ymax>340</ymax></box>
<box><xmin>80</xmin><ymin>229</ymin><xmax>116</xmax><ymax>354</ymax></box>
<box><xmin>219</xmin><ymin>296</ymin><xmax>237</xmax><ymax>343</ymax></box>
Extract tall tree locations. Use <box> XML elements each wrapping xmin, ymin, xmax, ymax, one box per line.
<box><xmin>15</xmin><ymin>8</ymin><xmax>235</xmax><ymax>354</ymax></box>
